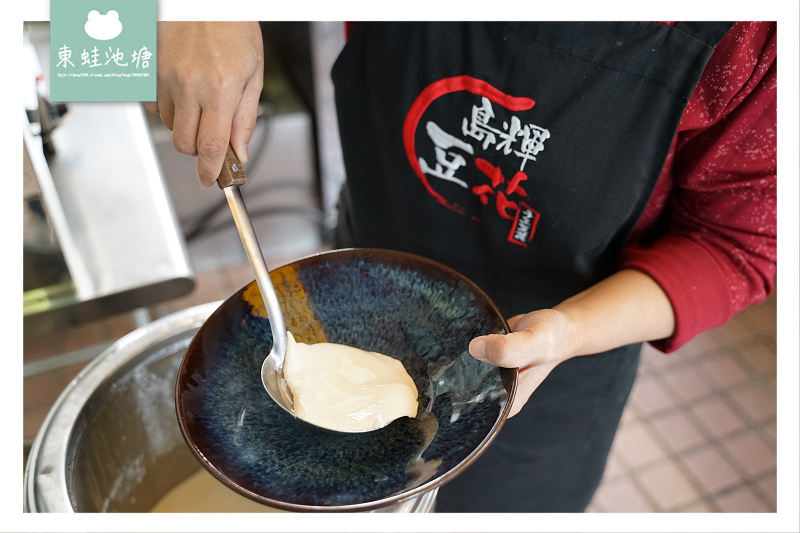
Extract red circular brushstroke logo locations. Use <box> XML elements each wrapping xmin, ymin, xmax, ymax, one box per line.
<box><xmin>402</xmin><ymin>75</ymin><xmax>535</xmax><ymax>214</ymax></box>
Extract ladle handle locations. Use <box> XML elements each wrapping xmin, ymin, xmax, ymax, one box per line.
<box><xmin>217</xmin><ymin>145</ymin><xmax>288</xmax><ymax>365</ymax></box>
<box><xmin>217</xmin><ymin>144</ymin><xmax>247</xmax><ymax>188</ymax></box>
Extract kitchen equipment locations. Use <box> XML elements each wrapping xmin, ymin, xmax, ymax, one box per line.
<box><xmin>23</xmin><ymin>302</ymin><xmax>436</xmax><ymax>513</ymax></box>
<box><xmin>216</xmin><ymin>145</ymin><xmax>293</xmax><ymax>417</ymax></box>
<box><xmin>176</xmin><ymin>248</ymin><xmax>518</xmax><ymax>512</ymax></box>
<box><xmin>23</xmin><ymin>22</ymin><xmax>195</xmax><ymax>331</ymax></box>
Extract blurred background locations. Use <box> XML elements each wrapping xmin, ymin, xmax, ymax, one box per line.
<box><xmin>22</xmin><ymin>21</ymin><xmax>777</xmax><ymax>513</ymax></box>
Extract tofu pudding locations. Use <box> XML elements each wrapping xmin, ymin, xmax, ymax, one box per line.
<box><xmin>282</xmin><ymin>333</ymin><xmax>419</xmax><ymax>432</ymax></box>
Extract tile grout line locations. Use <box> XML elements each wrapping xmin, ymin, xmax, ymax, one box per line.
<box><xmin>640</xmin><ymin>333</ymin><xmax>777</xmax><ymax>455</ymax></box>
<box><xmin>629</xmin><ymin>361</ymin><xmax>721</xmax><ymax>511</ymax></box>
<box><xmin>593</xmin><ymin>333</ymin><xmax>777</xmax><ymax>512</ymax></box>
<box><xmin>639</xmin><ymin>355</ymin><xmax>777</xmax><ymax>511</ymax></box>
<box><xmin>606</xmin><ymin>355</ymin><xmax>776</xmax><ymax>510</ymax></box>
<box><xmin>610</xmin><ymin>416</ymin><xmax>712</xmax><ymax>512</ymax></box>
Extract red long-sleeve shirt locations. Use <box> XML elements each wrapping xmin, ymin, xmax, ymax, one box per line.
<box><xmin>343</xmin><ymin>21</ymin><xmax>777</xmax><ymax>353</ymax></box>
<box><xmin>621</xmin><ymin>21</ymin><xmax>777</xmax><ymax>352</ymax></box>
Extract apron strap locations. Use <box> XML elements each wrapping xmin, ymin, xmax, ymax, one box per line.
<box><xmin>672</xmin><ymin>21</ymin><xmax>735</xmax><ymax>48</ymax></box>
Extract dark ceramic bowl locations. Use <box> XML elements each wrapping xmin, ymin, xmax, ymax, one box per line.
<box><xmin>176</xmin><ymin>248</ymin><xmax>517</xmax><ymax>512</ymax></box>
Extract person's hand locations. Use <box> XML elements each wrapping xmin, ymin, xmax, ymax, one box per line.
<box><xmin>467</xmin><ymin>269</ymin><xmax>677</xmax><ymax>418</ymax></box>
<box><xmin>469</xmin><ymin>309</ymin><xmax>579</xmax><ymax>417</ymax></box>
<box><xmin>143</xmin><ymin>22</ymin><xmax>264</xmax><ymax>186</ymax></box>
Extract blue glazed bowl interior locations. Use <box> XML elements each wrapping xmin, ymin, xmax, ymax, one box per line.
<box><xmin>176</xmin><ymin>248</ymin><xmax>517</xmax><ymax>511</ymax></box>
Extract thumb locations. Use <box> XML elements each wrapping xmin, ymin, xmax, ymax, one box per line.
<box><xmin>467</xmin><ymin>314</ymin><xmax>526</xmax><ymax>364</ymax></box>
<box><xmin>469</xmin><ymin>329</ymin><xmax>539</xmax><ymax>368</ymax></box>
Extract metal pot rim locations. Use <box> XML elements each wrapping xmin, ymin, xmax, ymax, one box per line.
<box><xmin>23</xmin><ymin>301</ymin><xmax>223</xmax><ymax>513</ymax></box>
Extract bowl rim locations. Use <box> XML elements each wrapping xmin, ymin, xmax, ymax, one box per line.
<box><xmin>175</xmin><ymin>247</ymin><xmax>519</xmax><ymax>512</ymax></box>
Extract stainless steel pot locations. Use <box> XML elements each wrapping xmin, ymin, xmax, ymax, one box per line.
<box><xmin>23</xmin><ymin>302</ymin><xmax>436</xmax><ymax>513</ymax></box>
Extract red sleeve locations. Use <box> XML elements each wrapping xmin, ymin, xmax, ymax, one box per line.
<box><xmin>345</xmin><ymin>22</ymin><xmax>356</xmax><ymax>41</ymax></box>
<box><xmin>620</xmin><ymin>21</ymin><xmax>777</xmax><ymax>353</ymax></box>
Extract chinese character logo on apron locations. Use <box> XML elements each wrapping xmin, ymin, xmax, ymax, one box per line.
<box><xmin>403</xmin><ymin>75</ymin><xmax>550</xmax><ymax>247</ymax></box>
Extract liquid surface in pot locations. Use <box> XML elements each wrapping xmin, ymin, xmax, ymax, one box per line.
<box><xmin>150</xmin><ymin>468</ymin><xmax>286</xmax><ymax>513</ymax></box>
<box><xmin>283</xmin><ymin>333</ymin><xmax>419</xmax><ymax>432</ymax></box>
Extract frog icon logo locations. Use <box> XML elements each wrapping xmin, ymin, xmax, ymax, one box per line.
<box><xmin>84</xmin><ymin>10</ymin><xmax>123</xmax><ymax>41</ymax></box>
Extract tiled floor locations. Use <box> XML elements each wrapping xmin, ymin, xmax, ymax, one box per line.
<box><xmin>22</xmin><ymin>257</ymin><xmax>777</xmax><ymax>513</ymax></box>
<box><xmin>587</xmin><ymin>293</ymin><xmax>777</xmax><ymax>513</ymax></box>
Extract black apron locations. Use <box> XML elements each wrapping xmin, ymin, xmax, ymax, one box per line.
<box><xmin>331</xmin><ymin>22</ymin><xmax>732</xmax><ymax>512</ymax></box>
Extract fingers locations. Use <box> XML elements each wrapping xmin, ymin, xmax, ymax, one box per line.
<box><xmin>507</xmin><ymin>363</ymin><xmax>557</xmax><ymax>418</ymax></box>
<box><xmin>228</xmin><ymin>97</ymin><xmax>257</xmax><ymax>164</ymax></box>
<box><xmin>171</xmin><ymin>102</ymin><xmax>201</xmax><ymax>156</ymax></box>
<box><xmin>170</xmin><ymin>85</ymin><xmax>248</xmax><ymax>186</ymax></box>
<box><xmin>143</xmin><ymin>101</ymin><xmax>159</xmax><ymax>114</ymax></box>
<box><xmin>166</xmin><ymin>77</ymin><xmax>241</xmax><ymax>185</ymax></box>
<box><xmin>147</xmin><ymin>21</ymin><xmax>264</xmax><ymax>187</ymax></box>
<box><xmin>470</xmin><ymin>309</ymin><xmax>579</xmax><ymax>417</ymax></box>
<box><xmin>151</xmin><ymin>83</ymin><xmax>176</xmax><ymax>132</ymax></box>
<box><xmin>506</xmin><ymin>313</ymin><xmax>525</xmax><ymax>330</ymax></box>
<box><xmin>195</xmin><ymin>106</ymin><xmax>235</xmax><ymax>187</ymax></box>
<box><xmin>229</xmin><ymin>75</ymin><xmax>263</xmax><ymax>165</ymax></box>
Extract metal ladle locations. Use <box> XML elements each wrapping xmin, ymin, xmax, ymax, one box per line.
<box><xmin>217</xmin><ymin>145</ymin><xmax>295</xmax><ymax>417</ymax></box>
